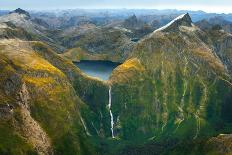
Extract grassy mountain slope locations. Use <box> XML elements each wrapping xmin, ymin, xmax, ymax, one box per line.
<box><xmin>0</xmin><ymin>39</ymin><xmax>96</xmax><ymax>154</ymax></box>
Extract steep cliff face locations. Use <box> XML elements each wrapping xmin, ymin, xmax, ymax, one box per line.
<box><xmin>202</xmin><ymin>27</ymin><xmax>232</xmax><ymax>76</ymax></box>
<box><xmin>0</xmin><ymin>39</ymin><xmax>95</xmax><ymax>155</ymax></box>
<box><xmin>0</xmin><ymin>57</ymin><xmax>37</xmax><ymax>154</ymax></box>
<box><xmin>31</xmin><ymin>41</ymin><xmax>112</xmax><ymax>138</ymax></box>
<box><xmin>105</xmin><ymin>13</ymin><xmax>232</xmax><ymax>152</ymax></box>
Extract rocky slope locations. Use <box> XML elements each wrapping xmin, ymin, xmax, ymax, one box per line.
<box><xmin>205</xmin><ymin>134</ymin><xmax>232</xmax><ymax>155</ymax></box>
<box><xmin>198</xmin><ymin>25</ymin><xmax>232</xmax><ymax>76</ymax></box>
<box><xmin>0</xmin><ymin>23</ymin><xmax>32</xmax><ymax>41</ymax></box>
<box><xmin>0</xmin><ymin>39</ymin><xmax>97</xmax><ymax>154</ymax></box>
<box><xmin>0</xmin><ymin>10</ymin><xmax>232</xmax><ymax>155</ymax></box>
<box><xmin>0</xmin><ymin>9</ymin><xmax>65</xmax><ymax>52</ymax></box>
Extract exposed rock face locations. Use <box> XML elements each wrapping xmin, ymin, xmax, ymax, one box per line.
<box><xmin>213</xmin><ymin>33</ymin><xmax>232</xmax><ymax>75</ymax></box>
<box><xmin>199</xmin><ymin>27</ymin><xmax>232</xmax><ymax>76</ymax></box>
<box><xmin>205</xmin><ymin>134</ymin><xmax>232</xmax><ymax>155</ymax></box>
<box><xmin>10</xmin><ymin>8</ymin><xmax>30</xmax><ymax>18</ymax></box>
<box><xmin>123</xmin><ymin>15</ymin><xmax>145</xmax><ymax>30</ymax></box>
<box><xmin>0</xmin><ymin>39</ymin><xmax>95</xmax><ymax>154</ymax></box>
<box><xmin>0</xmin><ymin>56</ymin><xmax>52</xmax><ymax>154</ymax></box>
<box><xmin>0</xmin><ymin>22</ymin><xmax>34</xmax><ymax>40</ymax></box>
<box><xmin>16</xmin><ymin>83</ymin><xmax>53</xmax><ymax>155</ymax></box>
<box><xmin>31</xmin><ymin>18</ymin><xmax>49</xmax><ymax>28</ymax></box>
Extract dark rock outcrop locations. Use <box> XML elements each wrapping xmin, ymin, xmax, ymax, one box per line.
<box><xmin>123</xmin><ymin>15</ymin><xmax>145</xmax><ymax>29</ymax></box>
<box><xmin>10</xmin><ymin>8</ymin><xmax>30</xmax><ymax>17</ymax></box>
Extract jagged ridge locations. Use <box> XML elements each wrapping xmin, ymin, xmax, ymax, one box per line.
<box><xmin>154</xmin><ymin>13</ymin><xmax>192</xmax><ymax>32</ymax></box>
<box><xmin>9</xmin><ymin>8</ymin><xmax>30</xmax><ymax>17</ymax></box>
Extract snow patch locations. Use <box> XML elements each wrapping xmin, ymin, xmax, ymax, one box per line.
<box><xmin>153</xmin><ymin>13</ymin><xmax>192</xmax><ymax>33</ymax></box>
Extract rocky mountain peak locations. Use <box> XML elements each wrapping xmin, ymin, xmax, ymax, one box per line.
<box><xmin>10</xmin><ymin>8</ymin><xmax>30</xmax><ymax>17</ymax></box>
<box><xmin>154</xmin><ymin>13</ymin><xmax>192</xmax><ymax>32</ymax></box>
<box><xmin>130</xmin><ymin>14</ymin><xmax>137</xmax><ymax>20</ymax></box>
<box><xmin>123</xmin><ymin>14</ymin><xmax>145</xmax><ymax>29</ymax></box>
<box><xmin>123</xmin><ymin>15</ymin><xmax>138</xmax><ymax>26</ymax></box>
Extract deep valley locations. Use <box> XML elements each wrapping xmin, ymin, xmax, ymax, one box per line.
<box><xmin>0</xmin><ymin>7</ymin><xmax>231</xmax><ymax>155</ymax></box>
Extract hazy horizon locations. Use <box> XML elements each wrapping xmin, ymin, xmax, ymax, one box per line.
<box><xmin>0</xmin><ymin>0</ymin><xmax>232</xmax><ymax>14</ymax></box>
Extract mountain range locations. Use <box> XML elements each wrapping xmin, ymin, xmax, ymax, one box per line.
<box><xmin>0</xmin><ymin>8</ymin><xmax>231</xmax><ymax>155</ymax></box>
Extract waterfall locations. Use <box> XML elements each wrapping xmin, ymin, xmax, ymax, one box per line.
<box><xmin>80</xmin><ymin>115</ymin><xmax>91</xmax><ymax>136</ymax></box>
<box><xmin>108</xmin><ymin>86</ymin><xmax>115</xmax><ymax>138</ymax></box>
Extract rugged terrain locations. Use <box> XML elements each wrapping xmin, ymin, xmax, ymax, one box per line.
<box><xmin>105</xmin><ymin>13</ymin><xmax>232</xmax><ymax>154</ymax></box>
<box><xmin>0</xmin><ymin>9</ymin><xmax>231</xmax><ymax>155</ymax></box>
<box><xmin>0</xmin><ymin>36</ymin><xmax>112</xmax><ymax>154</ymax></box>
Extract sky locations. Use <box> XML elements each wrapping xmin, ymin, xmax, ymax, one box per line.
<box><xmin>0</xmin><ymin>0</ymin><xmax>232</xmax><ymax>13</ymax></box>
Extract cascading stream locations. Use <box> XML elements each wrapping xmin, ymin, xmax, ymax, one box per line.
<box><xmin>108</xmin><ymin>86</ymin><xmax>115</xmax><ymax>138</ymax></box>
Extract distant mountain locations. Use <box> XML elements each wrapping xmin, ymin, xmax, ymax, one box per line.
<box><xmin>0</xmin><ymin>8</ymin><xmax>65</xmax><ymax>52</ymax></box>
<box><xmin>31</xmin><ymin>18</ymin><xmax>50</xmax><ymax>28</ymax></box>
<box><xmin>0</xmin><ymin>9</ymin><xmax>232</xmax><ymax>155</ymax></box>
<box><xmin>9</xmin><ymin>8</ymin><xmax>30</xmax><ymax>18</ymax></box>
<box><xmin>0</xmin><ymin>10</ymin><xmax>9</xmax><ymax>16</ymax></box>
<box><xmin>61</xmin><ymin>26</ymin><xmax>135</xmax><ymax>62</ymax></box>
<box><xmin>123</xmin><ymin>15</ymin><xmax>145</xmax><ymax>29</ymax></box>
<box><xmin>196</xmin><ymin>16</ymin><xmax>232</xmax><ymax>33</ymax></box>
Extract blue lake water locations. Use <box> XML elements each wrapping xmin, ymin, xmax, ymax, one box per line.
<box><xmin>74</xmin><ymin>60</ymin><xmax>121</xmax><ymax>80</ymax></box>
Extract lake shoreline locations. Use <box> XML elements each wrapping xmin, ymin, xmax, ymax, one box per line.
<box><xmin>73</xmin><ymin>60</ymin><xmax>121</xmax><ymax>80</ymax></box>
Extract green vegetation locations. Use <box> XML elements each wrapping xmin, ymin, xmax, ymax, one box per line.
<box><xmin>60</xmin><ymin>27</ymin><xmax>135</xmax><ymax>62</ymax></box>
<box><xmin>0</xmin><ymin>122</ymin><xmax>36</xmax><ymax>155</ymax></box>
<box><xmin>0</xmin><ymin>13</ymin><xmax>231</xmax><ymax>155</ymax></box>
<box><xmin>0</xmin><ymin>40</ymin><xmax>96</xmax><ymax>154</ymax></box>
